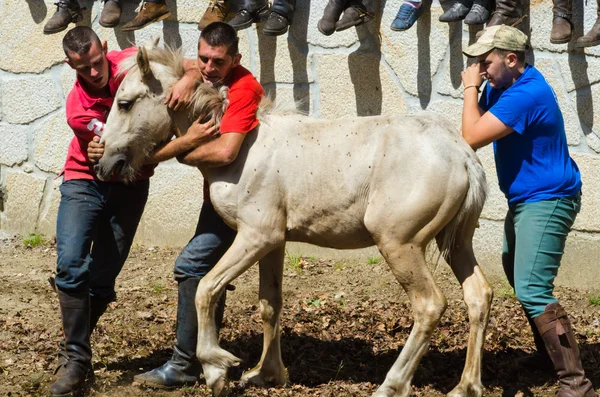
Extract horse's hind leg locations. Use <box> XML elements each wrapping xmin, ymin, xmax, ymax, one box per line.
<box><xmin>373</xmin><ymin>242</ymin><xmax>448</xmax><ymax>397</ymax></box>
<box><xmin>437</xmin><ymin>214</ymin><xmax>492</xmax><ymax>397</ymax></box>
<box><xmin>241</xmin><ymin>245</ymin><xmax>288</xmax><ymax>387</ymax></box>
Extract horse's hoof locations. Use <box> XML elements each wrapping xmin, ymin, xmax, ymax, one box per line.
<box><xmin>446</xmin><ymin>383</ymin><xmax>484</xmax><ymax>397</ymax></box>
<box><xmin>241</xmin><ymin>366</ymin><xmax>288</xmax><ymax>387</ymax></box>
<box><xmin>211</xmin><ymin>375</ymin><xmax>230</xmax><ymax>397</ymax></box>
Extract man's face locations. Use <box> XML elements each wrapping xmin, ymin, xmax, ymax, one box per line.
<box><xmin>66</xmin><ymin>40</ymin><xmax>110</xmax><ymax>92</ymax></box>
<box><xmin>477</xmin><ymin>50</ymin><xmax>513</xmax><ymax>89</ymax></box>
<box><xmin>197</xmin><ymin>39</ymin><xmax>241</xmax><ymax>86</ymax></box>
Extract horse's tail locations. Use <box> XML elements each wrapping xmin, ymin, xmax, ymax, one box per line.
<box><xmin>435</xmin><ymin>152</ymin><xmax>487</xmax><ymax>262</ymax></box>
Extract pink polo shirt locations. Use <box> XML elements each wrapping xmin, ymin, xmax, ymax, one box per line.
<box><xmin>62</xmin><ymin>47</ymin><xmax>155</xmax><ymax>182</ymax></box>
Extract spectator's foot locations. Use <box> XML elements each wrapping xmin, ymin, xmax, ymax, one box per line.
<box><xmin>439</xmin><ymin>0</ymin><xmax>472</xmax><ymax>23</ymax></box>
<box><xmin>475</xmin><ymin>11</ymin><xmax>521</xmax><ymax>38</ymax></box>
<box><xmin>99</xmin><ymin>0</ymin><xmax>121</xmax><ymax>28</ymax></box>
<box><xmin>576</xmin><ymin>19</ymin><xmax>600</xmax><ymax>48</ymax></box>
<box><xmin>550</xmin><ymin>16</ymin><xmax>573</xmax><ymax>44</ymax></box>
<box><xmin>263</xmin><ymin>11</ymin><xmax>291</xmax><ymax>36</ymax></box>
<box><xmin>121</xmin><ymin>1</ymin><xmax>170</xmax><ymax>32</ymax></box>
<box><xmin>318</xmin><ymin>0</ymin><xmax>346</xmax><ymax>36</ymax></box>
<box><xmin>390</xmin><ymin>1</ymin><xmax>426</xmax><ymax>31</ymax></box>
<box><xmin>335</xmin><ymin>3</ymin><xmax>374</xmax><ymax>32</ymax></box>
<box><xmin>43</xmin><ymin>0</ymin><xmax>83</xmax><ymax>34</ymax></box>
<box><xmin>464</xmin><ymin>1</ymin><xmax>490</xmax><ymax>25</ymax></box>
<box><xmin>198</xmin><ymin>0</ymin><xmax>231</xmax><ymax>31</ymax></box>
<box><xmin>228</xmin><ymin>4</ymin><xmax>270</xmax><ymax>31</ymax></box>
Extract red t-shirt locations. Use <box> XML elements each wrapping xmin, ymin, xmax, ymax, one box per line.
<box><xmin>62</xmin><ymin>47</ymin><xmax>155</xmax><ymax>181</ymax></box>
<box><xmin>220</xmin><ymin>65</ymin><xmax>264</xmax><ymax>134</ymax></box>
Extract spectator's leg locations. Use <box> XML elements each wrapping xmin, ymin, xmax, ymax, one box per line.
<box><xmin>43</xmin><ymin>0</ymin><xmax>83</xmax><ymax>35</ymax></box>
<box><xmin>122</xmin><ymin>0</ymin><xmax>171</xmax><ymax>31</ymax></box>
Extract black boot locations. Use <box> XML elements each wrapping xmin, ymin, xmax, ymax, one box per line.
<box><xmin>228</xmin><ymin>0</ymin><xmax>270</xmax><ymax>31</ymax></box>
<box><xmin>43</xmin><ymin>0</ymin><xmax>83</xmax><ymax>34</ymax></box>
<box><xmin>439</xmin><ymin>0</ymin><xmax>473</xmax><ymax>22</ymax></box>
<box><xmin>550</xmin><ymin>0</ymin><xmax>573</xmax><ymax>44</ymax></box>
<box><xmin>464</xmin><ymin>0</ymin><xmax>490</xmax><ymax>25</ymax></box>
<box><xmin>51</xmin><ymin>290</ymin><xmax>93</xmax><ymax>396</ymax></box>
<box><xmin>134</xmin><ymin>278</ymin><xmax>227</xmax><ymax>389</ymax></box>
<box><xmin>318</xmin><ymin>0</ymin><xmax>347</xmax><ymax>35</ymax></box>
<box><xmin>534</xmin><ymin>303</ymin><xmax>598</xmax><ymax>397</ymax></box>
<box><xmin>335</xmin><ymin>0</ymin><xmax>376</xmax><ymax>32</ymax></box>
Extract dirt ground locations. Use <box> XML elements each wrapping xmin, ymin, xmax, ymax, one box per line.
<box><xmin>1</xmin><ymin>233</ymin><xmax>599</xmax><ymax>397</ymax></box>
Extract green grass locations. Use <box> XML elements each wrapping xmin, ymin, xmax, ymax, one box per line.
<box><xmin>285</xmin><ymin>250</ymin><xmax>304</xmax><ymax>274</ymax></box>
<box><xmin>589</xmin><ymin>296</ymin><xmax>600</xmax><ymax>306</ymax></box>
<box><xmin>495</xmin><ymin>279</ymin><xmax>516</xmax><ymax>299</ymax></box>
<box><xmin>305</xmin><ymin>296</ymin><xmax>323</xmax><ymax>307</ymax></box>
<box><xmin>151</xmin><ymin>282</ymin><xmax>166</xmax><ymax>294</ymax></box>
<box><xmin>22</xmin><ymin>233</ymin><xmax>46</xmax><ymax>248</ymax></box>
<box><xmin>366</xmin><ymin>255</ymin><xmax>382</xmax><ymax>265</ymax></box>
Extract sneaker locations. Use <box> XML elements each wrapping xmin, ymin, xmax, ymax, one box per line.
<box><xmin>464</xmin><ymin>2</ymin><xmax>490</xmax><ymax>25</ymax></box>
<box><xmin>390</xmin><ymin>2</ymin><xmax>426</xmax><ymax>31</ymax></box>
<box><xmin>439</xmin><ymin>0</ymin><xmax>472</xmax><ymax>22</ymax></box>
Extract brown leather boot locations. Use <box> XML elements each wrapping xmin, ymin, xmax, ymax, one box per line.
<box><xmin>550</xmin><ymin>0</ymin><xmax>573</xmax><ymax>43</ymax></box>
<box><xmin>318</xmin><ymin>0</ymin><xmax>347</xmax><ymax>36</ymax></box>
<box><xmin>576</xmin><ymin>5</ymin><xmax>600</xmax><ymax>48</ymax></box>
<box><xmin>43</xmin><ymin>0</ymin><xmax>83</xmax><ymax>34</ymax></box>
<box><xmin>335</xmin><ymin>0</ymin><xmax>375</xmax><ymax>32</ymax></box>
<box><xmin>99</xmin><ymin>0</ymin><xmax>121</xmax><ymax>28</ymax></box>
<box><xmin>485</xmin><ymin>0</ymin><xmax>520</xmax><ymax>27</ymax></box>
<box><xmin>198</xmin><ymin>0</ymin><xmax>231</xmax><ymax>30</ymax></box>
<box><xmin>122</xmin><ymin>1</ymin><xmax>171</xmax><ymax>31</ymax></box>
<box><xmin>533</xmin><ymin>303</ymin><xmax>598</xmax><ymax>397</ymax></box>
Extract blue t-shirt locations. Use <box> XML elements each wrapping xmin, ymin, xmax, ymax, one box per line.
<box><xmin>479</xmin><ymin>64</ymin><xmax>581</xmax><ymax>205</ymax></box>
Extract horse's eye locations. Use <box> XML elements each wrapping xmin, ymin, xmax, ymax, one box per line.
<box><xmin>118</xmin><ymin>100</ymin><xmax>133</xmax><ymax>111</ymax></box>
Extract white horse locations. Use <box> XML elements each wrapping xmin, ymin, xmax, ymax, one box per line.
<box><xmin>97</xmin><ymin>44</ymin><xmax>492</xmax><ymax>397</ymax></box>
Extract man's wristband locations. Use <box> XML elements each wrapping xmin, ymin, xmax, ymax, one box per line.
<box><xmin>464</xmin><ymin>84</ymin><xmax>480</xmax><ymax>92</ymax></box>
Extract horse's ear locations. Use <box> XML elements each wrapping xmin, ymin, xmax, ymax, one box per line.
<box><xmin>152</xmin><ymin>37</ymin><xmax>160</xmax><ymax>48</ymax></box>
<box><xmin>219</xmin><ymin>86</ymin><xmax>229</xmax><ymax>113</ymax></box>
<box><xmin>136</xmin><ymin>46</ymin><xmax>153</xmax><ymax>82</ymax></box>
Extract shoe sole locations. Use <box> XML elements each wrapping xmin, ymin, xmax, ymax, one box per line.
<box><xmin>43</xmin><ymin>25</ymin><xmax>69</xmax><ymax>34</ymax></box>
<box><xmin>263</xmin><ymin>27</ymin><xmax>289</xmax><ymax>36</ymax></box>
<box><xmin>99</xmin><ymin>20</ymin><xmax>120</xmax><ymax>28</ymax></box>
<box><xmin>575</xmin><ymin>39</ymin><xmax>600</xmax><ymax>48</ymax></box>
<box><xmin>550</xmin><ymin>35</ymin><xmax>572</xmax><ymax>44</ymax></box>
<box><xmin>230</xmin><ymin>19</ymin><xmax>254</xmax><ymax>31</ymax></box>
<box><xmin>121</xmin><ymin>12</ymin><xmax>171</xmax><ymax>32</ymax></box>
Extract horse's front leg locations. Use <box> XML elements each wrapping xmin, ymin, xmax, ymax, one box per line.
<box><xmin>241</xmin><ymin>245</ymin><xmax>288</xmax><ymax>387</ymax></box>
<box><xmin>195</xmin><ymin>231</ymin><xmax>278</xmax><ymax>396</ymax></box>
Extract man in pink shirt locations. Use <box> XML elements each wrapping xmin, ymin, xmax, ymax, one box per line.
<box><xmin>50</xmin><ymin>26</ymin><xmax>208</xmax><ymax>396</ymax></box>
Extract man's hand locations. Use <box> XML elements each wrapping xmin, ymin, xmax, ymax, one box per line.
<box><xmin>186</xmin><ymin>118</ymin><xmax>218</xmax><ymax>146</ymax></box>
<box><xmin>165</xmin><ymin>75</ymin><xmax>197</xmax><ymax>111</ymax></box>
<box><xmin>461</xmin><ymin>63</ymin><xmax>483</xmax><ymax>90</ymax></box>
<box><xmin>87</xmin><ymin>136</ymin><xmax>105</xmax><ymax>164</ymax></box>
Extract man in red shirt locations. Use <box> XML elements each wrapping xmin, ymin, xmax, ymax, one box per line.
<box><xmin>51</xmin><ymin>26</ymin><xmax>204</xmax><ymax>396</ymax></box>
<box><xmin>114</xmin><ymin>22</ymin><xmax>263</xmax><ymax>389</ymax></box>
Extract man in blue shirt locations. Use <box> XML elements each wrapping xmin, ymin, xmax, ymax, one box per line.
<box><xmin>461</xmin><ymin>25</ymin><xmax>596</xmax><ymax>396</ymax></box>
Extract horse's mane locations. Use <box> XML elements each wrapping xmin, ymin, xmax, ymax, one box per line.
<box><xmin>119</xmin><ymin>43</ymin><xmax>303</xmax><ymax>129</ymax></box>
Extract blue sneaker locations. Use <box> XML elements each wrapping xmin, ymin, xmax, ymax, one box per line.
<box><xmin>390</xmin><ymin>2</ymin><xmax>426</xmax><ymax>31</ymax></box>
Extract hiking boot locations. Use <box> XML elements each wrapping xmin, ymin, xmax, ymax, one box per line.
<box><xmin>228</xmin><ymin>2</ymin><xmax>270</xmax><ymax>31</ymax></box>
<box><xmin>550</xmin><ymin>0</ymin><xmax>573</xmax><ymax>43</ymax></box>
<box><xmin>390</xmin><ymin>1</ymin><xmax>427</xmax><ymax>31</ymax></box>
<box><xmin>335</xmin><ymin>0</ymin><xmax>375</xmax><ymax>32</ymax></box>
<box><xmin>533</xmin><ymin>303</ymin><xmax>598</xmax><ymax>397</ymax></box>
<box><xmin>439</xmin><ymin>0</ymin><xmax>472</xmax><ymax>22</ymax></box>
<box><xmin>318</xmin><ymin>0</ymin><xmax>346</xmax><ymax>35</ymax></box>
<box><xmin>576</xmin><ymin>17</ymin><xmax>600</xmax><ymax>48</ymax></box>
<box><xmin>464</xmin><ymin>0</ymin><xmax>490</xmax><ymax>24</ymax></box>
<box><xmin>198</xmin><ymin>0</ymin><xmax>231</xmax><ymax>31</ymax></box>
<box><xmin>263</xmin><ymin>11</ymin><xmax>291</xmax><ymax>36</ymax></box>
<box><xmin>43</xmin><ymin>0</ymin><xmax>83</xmax><ymax>35</ymax></box>
<box><xmin>51</xmin><ymin>290</ymin><xmax>93</xmax><ymax>396</ymax></box>
<box><xmin>99</xmin><ymin>0</ymin><xmax>121</xmax><ymax>28</ymax></box>
<box><xmin>134</xmin><ymin>278</ymin><xmax>228</xmax><ymax>389</ymax></box>
<box><xmin>122</xmin><ymin>1</ymin><xmax>171</xmax><ymax>31</ymax></box>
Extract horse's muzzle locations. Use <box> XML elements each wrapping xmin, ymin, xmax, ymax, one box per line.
<box><xmin>95</xmin><ymin>154</ymin><xmax>127</xmax><ymax>181</ymax></box>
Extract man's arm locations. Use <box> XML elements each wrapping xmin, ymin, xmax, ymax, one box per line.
<box><xmin>177</xmin><ymin>132</ymin><xmax>247</xmax><ymax>168</ymax></box>
<box><xmin>165</xmin><ymin>58</ymin><xmax>202</xmax><ymax>111</ymax></box>
<box><xmin>461</xmin><ymin>63</ymin><xmax>513</xmax><ymax>150</ymax></box>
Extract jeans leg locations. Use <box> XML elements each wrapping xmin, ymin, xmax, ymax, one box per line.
<box><xmin>88</xmin><ymin>180</ymin><xmax>149</xmax><ymax>301</ymax></box>
<box><xmin>55</xmin><ymin>180</ymin><xmax>105</xmax><ymax>293</ymax></box>
<box><xmin>174</xmin><ymin>203</ymin><xmax>236</xmax><ymax>281</ymax></box>
<box><xmin>271</xmin><ymin>0</ymin><xmax>295</xmax><ymax>20</ymax></box>
<box><xmin>244</xmin><ymin>0</ymin><xmax>268</xmax><ymax>12</ymax></box>
<box><xmin>512</xmin><ymin>194</ymin><xmax>580</xmax><ymax>318</ymax></box>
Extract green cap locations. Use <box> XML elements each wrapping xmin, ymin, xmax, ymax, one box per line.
<box><xmin>463</xmin><ymin>25</ymin><xmax>529</xmax><ymax>57</ymax></box>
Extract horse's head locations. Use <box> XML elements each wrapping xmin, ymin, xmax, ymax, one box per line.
<box><xmin>95</xmin><ymin>42</ymin><xmax>228</xmax><ymax>182</ymax></box>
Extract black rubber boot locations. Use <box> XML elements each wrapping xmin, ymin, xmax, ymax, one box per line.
<box><xmin>51</xmin><ymin>290</ymin><xmax>93</xmax><ymax>396</ymax></box>
<box><xmin>43</xmin><ymin>0</ymin><xmax>83</xmax><ymax>34</ymax></box>
<box><xmin>318</xmin><ymin>0</ymin><xmax>347</xmax><ymax>35</ymax></box>
<box><xmin>133</xmin><ymin>278</ymin><xmax>227</xmax><ymax>389</ymax></box>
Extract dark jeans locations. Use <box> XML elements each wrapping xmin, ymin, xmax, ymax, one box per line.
<box><xmin>245</xmin><ymin>0</ymin><xmax>295</xmax><ymax>19</ymax></box>
<box><xmin>55</xmin><ymin>179</ymin><xmax>149</xmax><ymax>300</ymax></box>
<box><xmin>174</xmin><ymin>202</ymin><xmax>236</xmax><ymax>281</ymax></box>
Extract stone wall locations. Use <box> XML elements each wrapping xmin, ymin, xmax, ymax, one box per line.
<box><xmin>1</xmin><ymin>0</ymin><xmax>600</xmax><ymax>287</ymax></box>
